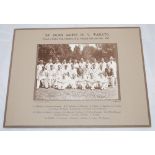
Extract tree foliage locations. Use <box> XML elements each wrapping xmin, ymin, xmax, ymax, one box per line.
<box><xmin>38</xmin><ymin>44</ymin><xmax>117</xmax><ymax>63</ymax></box>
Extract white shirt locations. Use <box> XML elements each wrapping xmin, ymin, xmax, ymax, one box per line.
<box><xmin>61</xmin><ymin>63</ymin><xmax>67</xmax><ymax>70</ymax></box>
<box><xmin>88</xmin><ymin>76</ymin><xmax>96</xmax><ymax>83</ymax></box>
<box><xmin>45</xmin><ymin>63</ymin><xmax>54</xmax><ymax>71</ymax></box>
<box><xmin>85</xmin><ymin>63</ymin><xmax>91</xmax><ymax>69</ymax></box>
<box><xmin>79</xmin><ymin>62</ymin><xmax>86</xmax><ymax>69</ymax></box>
<box><xmin>54</xmin><ymin>63</ymin><xmax>61</xmax><ymax>71</ymax></box>
<box><xmin>73</xmin><ymin>63</ymin><xmax>79</xmax><ymax>69</ymax></box>
<box><xmin>47</xmin><ymin>69</ymin><xmax>56</xmax><ymax>79</ymax></box>
<box><xmin>37</xmin><ymin>69</ymin><xmax>48</xmax><ymax>80</ymax></box>
<box><xmin>100</xmin><ymin>62</ymin><xmax>107</xmax><ymax>72</ymax></box>
<box><xmin>56</xmin><ymin>69</ymin><xmax>63</xmax><ymax>80</ymax></box>
<box><xmin>63</xmin><ymin>69</ymin><xmax>69</xmax><ymax>76</ymax></box>
<box><xmin>70</xmin><ymin>68</ymin><xmax>77</xmax><ymax>78</ymax></box>
<box><xmin>37</xmin><ymin>64</ymin><xmax>44</xmax><ymax>72</ymax></box>
<box><xmin>92</xmin><ymin>62</ymin><xmax>99</xmax><ymax>69</ymax></box>
<box><xmin>84</xmin><ymin>67</ymin><xmax>91</xmax><ymax>76</ymax></box>
<box><xmin>90</xmin><ymin>67</ymin><xmax>99</xmax><ymax>78</ymax></box>
<box><xmin>108</xmin><ymin>61</ymin><xmax>117</xmax><ymax>71</ymax></box>
<box><xmin>67</xmin><ymin>63</ymin><xmax>72</xmax><ymax>70</ymax></box>
<box><xmin>108</xmin><ymin>61</ymin><xmax>117</xmax><ymax>77</ymax></box>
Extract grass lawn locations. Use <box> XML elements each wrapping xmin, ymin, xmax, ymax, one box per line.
<box><xmin>34</xmin><ymin>86</ymin><xmax>119</xmax><ymax>100</ymax></box>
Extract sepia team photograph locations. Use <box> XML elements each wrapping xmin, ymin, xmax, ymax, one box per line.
<box><xmin>34</xmin><ymin>43</ymin><xmax>120</xmax><ymax>100</ymax></box>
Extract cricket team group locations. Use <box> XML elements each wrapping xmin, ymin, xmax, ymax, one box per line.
<box><xmin>36</xmin><ymin>57</ymin><xmax>117</xmax><ymax>90</ymax></box>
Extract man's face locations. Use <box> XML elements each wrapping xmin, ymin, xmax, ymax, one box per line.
<box><xmin>40</xmin><ymin>60</ymin><xmax>43</xmax><ymax>64</ymax></box>
<box><xmin>110</xmin><ymin>57</ymin><xmax>113</xmax><ymax>62</ymax></box>
<box><xmin>49</xmin><ymin>59</ymin><xmax>52</xmax><ymax>63</ymax></box>
<box><xmin>56</xmin><ymin>59</ymin><xmax>59</xmax><ymax>63</ymax></box>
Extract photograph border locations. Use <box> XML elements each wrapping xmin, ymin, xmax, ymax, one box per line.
<box><xmin>3</xmin><ymin>27</ymin><xmax>151</xmax><ymax>128</ymax></box>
